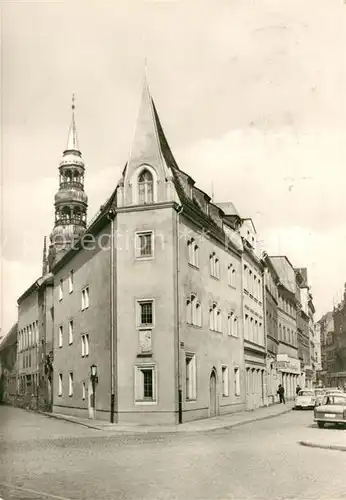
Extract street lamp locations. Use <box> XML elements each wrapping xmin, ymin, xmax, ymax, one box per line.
<box><xmin>90</xmin><ymin>364</ymin><xmax>98</xmax><ymax>384</ymax></box>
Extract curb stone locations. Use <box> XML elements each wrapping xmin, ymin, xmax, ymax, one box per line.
<box><xmin>299</xmin><ymin>440</ymin><xmax>346</xmax><ymax>452</ymax></box>
<box><xmin>38</xmin><ymin>411</ymin><xmax>103</xmax><ymax>430</ymax></box>
<box><xmin>37</xmin><ymin>407</ymin><xmax>293</xmax><ymax>434</ymax></box>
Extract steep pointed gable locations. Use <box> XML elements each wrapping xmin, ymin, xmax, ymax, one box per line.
<box><xmin>126</xmin><ymin>78</ymin><xmax>168</xmax><ymax>176</ymax></box>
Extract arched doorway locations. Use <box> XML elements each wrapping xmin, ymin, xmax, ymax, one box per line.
<box><xmin>209</xmin><ymin>369</ymin><xmax>217</xmax><ymax>417</ymax></box>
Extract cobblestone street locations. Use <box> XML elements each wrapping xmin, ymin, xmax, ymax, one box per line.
<box><xmin>1</xmin><ymin>405</ymin><xmax>345</xmax><ymax>499</ymax></box>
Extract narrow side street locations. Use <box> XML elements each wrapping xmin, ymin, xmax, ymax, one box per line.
<box><xmin>0</xmin><ymin>405</ymin><xmax>345</xmax><ymax>500</ymax></box>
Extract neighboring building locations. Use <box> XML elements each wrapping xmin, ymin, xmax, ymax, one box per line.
<box><xmin>263</xmin><ymin>253</ymin><xmax>280</xmax><ymax>405</ymax></box>
<box><xmin>51</xmin><ymin>79</ymin><xmax>246</xmax><ymax>424</ymax></box>
<box><xmin>330</xmin><ymin>285</ymin><xmax>346</xmax><ymax>387</ymax></box>
<box><xmin>0</xmin><ymin>323</ymin><xmax>18</xmax><ymax>405</ymax></box>
<box><xmin>17</xmin><ymin>264</ymin><xmax>54</xmax><ymax>411</ymax></box>
<box><xmin>295</xmin><ymin>268</ymin><xmax>313</xmax><ymax>388</ymax></box>
<box><xmin>318</xmin><ymin>311</ymin><xmax>334</xmax><ymax>385</ymax></box>
<box><xmin>314</xmin><ymin>322</ymin><xmax>322</xmax><ymax>379</ymax></box>
<box><xmin>308</xmin><ymin>293</ymin><xmax>316</xmax><ymax>387</ymax></box>
<box><xmin>241</xmin><ymin>219</ymin><xmax>266</xmax><ymax>410</ymax></box>
<box><xmin>268</xmin><ymin>256</ymin><xmax>300</xmax><ymax>399</ymax></box>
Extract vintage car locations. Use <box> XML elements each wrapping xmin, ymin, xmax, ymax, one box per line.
<box><xmin>295</xmin><ymin>389</ymin><xmax>316</xmax><ymax>410</ymax></box>
<box><xmin>314</xmin><ymin>388</ymin><xmax>326</xmax><ymax>407</ymax></box>
<box><xmin>314</xmin><ymin>393</ymin><xmax>346</xmax><ymax>428</ymax></box>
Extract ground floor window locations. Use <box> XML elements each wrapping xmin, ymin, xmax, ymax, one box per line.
<box><xmin>135</xmin><ymin>365</ymin><xmax>156</xmax><ymax>403</ymax></box>
<box><xmin>234</xmin><ymin>367</ymin><xmax>240</xmax><ymax>396</ymax></box>
<box><xmin>68</xmin><ymin>372</ymin><xmax>74</xmax><ymax>397</ymax></box>
<box><xmin>58</xmin><ymin>373</ymin><xmax>63</xmax><ymax>396</ymax></box>
<box><xmin>222</xmin><ymin>366</ymin><xmax>229</xmax><ymax>397</ymax></box>
<box><xmin>185</xmin><ymin>354</ymin><xmax>197</xmax><ymax>401</ymax></box>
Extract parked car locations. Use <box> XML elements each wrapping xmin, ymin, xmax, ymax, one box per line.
<box><xmin>314</xmin><ymin>388</ymin><xmax>326</xmax><ymax>407</ymax></box>
<box><xmin>314</xmin><ymin>393</ymin><xmax>346</xmax><ymax>428</ymax></box>
<box><xmin>295</xmin><ymin>389</ymin><xmax>316</xmax><ymax>410</ymax></box>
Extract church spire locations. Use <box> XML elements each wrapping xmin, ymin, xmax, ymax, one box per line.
<box><xmin>65</xmin><ymin>94</ymin><xmax>79</xmax><ymax>152</ymax></box>
<box><xmin>49</xmin><ymin>95</ymin><xmax>88</xmax><ymax>266</ymax></box>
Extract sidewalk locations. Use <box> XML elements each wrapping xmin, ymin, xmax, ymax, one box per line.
<box><xmin>41</xmin><ymin>402</ymin><xmax>293</xmax><ymax>434</ymax></box>
<box><xmin>300</xmin><ymin>428</ymin><xmax>346</xmax><ymax>452</ymax></box>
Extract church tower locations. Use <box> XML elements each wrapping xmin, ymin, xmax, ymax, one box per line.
<box><xmin>49</xmin><ymin>96</ymin><xmax>88</xmax><ymax>267</ymax></box>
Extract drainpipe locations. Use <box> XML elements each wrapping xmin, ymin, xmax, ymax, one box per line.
<box><xmin>108</xmin><ymin>211</ymin><xmax>116</xmax><ymax>424</ymax></box>
<box><xmin>176</xmin><ymin>205</ymin><xmax>183</xmax><ymax>424</ymax></box>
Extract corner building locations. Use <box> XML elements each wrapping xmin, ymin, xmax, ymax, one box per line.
<box><xmin>52</xmin><ymin>80</ymin><xmax>246</xmax><ymax>424</ymax></box>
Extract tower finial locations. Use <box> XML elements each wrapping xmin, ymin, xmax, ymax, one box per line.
<box><xmin>66</xmin><ymin>93</ymin><xmax>79</xmax><ymax>151</ymax></box>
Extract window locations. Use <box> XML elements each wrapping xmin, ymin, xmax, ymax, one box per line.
<box><xmin>68</xmin><ymin>372</ymin><xmax>73</xmax><ymax>397</ymax></box>
<box><xmin>135</xmin><ymin>231</ymin><xmax>154</xmax><ymax>259</ymax></box>
<box><xmin>228</xmin><ymin>264</ymin><xmax>236</xmax><ymax>287</ymax></box>
<box><xmin>138</xmin><ymin>169</ymin><xmax>153</xmax><ymax>204</ymax></box>
<box><xmin>209</xmin><ymin>303</ymin><xmax>222</xmax><ymax>332</ymax></box>
<box><xmin>68</xmin><ymin>320</ymin><xmax>74</xmax><ymax>345</ymax></box>
<box><xmin>244</xmin><ymin>314</ymin><xmax>249</xmax><ymax>339</ymax></box>
<box><xmin>233</xmin><ymin>316</ymin><xmax>238</xmax><ymax>337</ymax></box>
<box><xmin>58</xmin><ymin>326</ymin><xmax>63</xmax><ymax>348</ymax></box>
<box><xmin>185</xmin><ymin>354</ymin><xmax>197</xmax><ymax>400</ymax></box>
<box><xmin>82</xmin><ymin>382</ymin><xmax>86</xmax><ymax>400</ymax></box>
<box><xmin>209</xmin><ymin>252</ymin><xmax>220</xmax><ymax>279</ymax></box>
<box><xmin>35</xmin><ymin>321</ymin><xmax>39</xmax><ymax>344</ymax></box>
<box><xmin>68</xmin><ymin>270</ymin><xmax>74</xmax><ymax>293</ymax></box>
<box><xmin>234</xmin><ymin>368</ymin><xmax>240</xmax><ymax>396</ymax></box>
<box><xmin>58</xmin><ymin>373</ymin><xmax>63</xmax><ymax>396</ymax></box>
<box><xmin>59</xmin><ymin>279</ymin><xmax>63</xmax><ymax>301</ymax></box>
<box><xmin>81</xmin><ymin>287</ymin><xmax>89</xmax><ymax>310</ymax></box>
<box><xmin>186</xmin><ymin>294</ymin><xmax>202</xmax><ymax>327</ymax></box>
<box><xmin>228</xmin><ymin>312</ymin><xmax>233</xmax><ymax>336</ymax></box>
<box><xmin>187</xmin><ymin>239</ymin><xmax>199</xmax><ymax>267</ymax></box>
<box><xmin>222</xmin><ymin>366</ymin><xmax>229</xmax><ymax>397</ymax></box>
<box><xmin>135</xmin><ymin>365</ymin><xmax>156</xmax><ymax>402</ymax></box>
<box><xmin>137</xmin><ymin>300</ymin><xmax>154</xmax><ymax>328</ymax></box>
<box><xmin>81</xmin><ymin>334</ymin><xmax>89</xmax><ymax>357</ymax></box>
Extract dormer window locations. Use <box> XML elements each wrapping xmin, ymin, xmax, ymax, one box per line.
<box><xmin>138</xmin><ymin>169</ymin><xmax>153</xmax><ymax>204</ymax></box>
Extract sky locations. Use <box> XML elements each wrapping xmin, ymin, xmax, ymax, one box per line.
<box><xmin>1</xmin><ymin>0</ymin><xmax>346</xmax><ymax>334</ymax></box>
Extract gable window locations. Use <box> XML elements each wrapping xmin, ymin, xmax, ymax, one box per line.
<box><xmin>222</xmin><ymin>366</ymin><xmax>229</xmax><ymax>397</ymax></box>
<box><xmin>58</xmin><ymin>279</ymin><xmax>63</xmax><ymax>301</ymax></box>
<box><xmin>137</xmin><ymin>300</ymin><xmax>154</xmax><ymax>328</ymax></box>
<box><xmin>58</xmin><ymin>373</ymin><xmax>63</xmax><ymax>396</ymax></box>
<box><xmin>58</xmin><ymin>326</ymin><xmax>63</xmax><ymax>348</ymax></box>
<box><xmin>81</xmin><ymin>287</ymin><xmax>89</xmax><ymax>310</ymax></box>
<box><xmin>186</xmin><ymin>294</ymin><xmax>202</xmax><ymax>327</ymax></box>
<box><xmin>187</xmin><ymin>238</ymin><xmax>199</xmax><ymax>267</ymax></box>
<box><xmin>138</xmin><ymin>169</ymin><xmax>153</xmax><ymax>204</ymax></box>
<box><xmin>68</xmin><ymin>270</ymin><xmax>74</xmax><ymax>293</ymax></box>
<box><xmin>135</xmin><ymin>231</ymin><xmax>154</xmax><ymax>259</ymax></box>
<box><xmin>209</xmin><ymin>252</ymin><xmax>220</xmax><ymax>279</ymax></box>
<box><xmin>185</xmin><ymin>354</ymin><xmax>197</xmax><ymax>400</ymax></box>
<box><xmin>135</xmin><ymin>365</ymin><xmax>156</xmax><ymax>403</ymax></box>
<box><xmin>68</xmin><ymin>372</ymin><xmax>73</xmax><ymax>397</ymax></box>
<box><xmin>68</xmin><ymin>320</ymin><xmax>74</xmax><ymax>345</ymax></box>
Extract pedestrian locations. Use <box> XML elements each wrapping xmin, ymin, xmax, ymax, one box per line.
<box><xmin>277</xmin><ymin>384</ymin><xmax>285</xmax><ymax>404</ymax></box>
<box><xmin>296</xmin><ymin>384</ymin><xmax>301</xmax><ymax>395</ymax></box>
